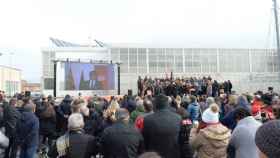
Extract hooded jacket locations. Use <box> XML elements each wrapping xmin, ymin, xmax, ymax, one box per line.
<box><xmin>191</xmin><ymin>123</ymin><xmax>231</xmax><ymax>158</ymax></box>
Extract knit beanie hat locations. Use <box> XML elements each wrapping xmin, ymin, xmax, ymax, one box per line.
<box><xmin>202</xmin><ymin>104</ymin><xmax>220</xmax><ymax>124</ymax></box>
<box><xmin>255</xmin><ymin>120</ymin><xmax>280</xmax><ymax>158</ymax></box>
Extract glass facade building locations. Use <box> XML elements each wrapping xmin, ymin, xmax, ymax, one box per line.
<box><xmin>42</xmin><ymin>40</ymin><xmax>280</xmax><ymax>95</ymax></box>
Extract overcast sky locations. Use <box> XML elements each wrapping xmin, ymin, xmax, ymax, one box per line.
<box><xmin>0</xmin><ymin>0</ymin><xmax>277</xmax><ymax>82</ymax></box>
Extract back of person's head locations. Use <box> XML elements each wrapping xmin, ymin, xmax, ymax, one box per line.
<box><xmin>71</xmin><ymin>99</ymin><xmax>85</xmax><ymax>113</ymax></box>
<box><xmin>233</xmin><ymin>107</ymin><xmax>251</xmax><ymax>121</ymax></box>
<box><xmin>104</xmin><ymin>100</ymin><xmax>120</xmax><ymax>122</ymax></box>
<box><xmin>143</xmin><ymin>99</ymin><xmax>153</xmax><ymax>112</ymax></box>
<box><xmin>190</xmin><ymin>95</ymin><xmax>197</xmax><ymax>103</ymax></box>
<box><xmin>22</xmin><ymin>97</ymin><xmax>31</xmax><ymax>105</ymax></box>
<box><xmin>206</xmin><ymin>97</ymin><xmax>215</xmax><ymax>106</ymax></box>
<box><xmin>237</xmin><ymin>95</ymin><xmax>249</xmax><ymax>107</ymax></box>
<box><xmin>68</xmin><ymin>113</ymin><xmax>84</xmax><ymax>131</ymax></box>
<box><xmin>202</xmin><ymin>103</ymin><xmax>220</xmax><ymax>124</ymax></box>
<box><xmin>23</xmin><ymin>103</ymin><xmax>36</xmax><ymax>113</ymax></box>
<box><xmin>228</xmin><ymin>95</ymin><xmax>238</xmax><ymax>107</ymax></box>
<box><xmin>40</xmin><ymin>102</ymin><xmax>56</xmax><ymax>118</ymax></box>
<box><xmin>154</xmin><ymin>94</ymin><xmax>169</xmax><ymax>110</ymax></box>
<box><xmin>138</xmin><ymin>152</ymin><xmax>162</xmax><ymax>158</ymax></box>
<box><xmin>115</xmin><ymin>108</ymin><xmax>130</xmax><ymax>123</ymax></box>
<box><xmin>255</xmin><ymin>120</ymin><xmax>280</xmax><ymax>158</ymax></box>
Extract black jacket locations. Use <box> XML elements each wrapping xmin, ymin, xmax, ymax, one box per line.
<box><xmin>36</xmin><ymin>104</ymin><xmax>56</xmax><ymax>137</ymax></box>
<box><xmin>100</xmin><ymin>121</ymin><xmax>144</xmax><ymax>158</ymax></box>
<box><xmin>52</xmin><ymin>130</ymin><xmax>97</xmax><ymax>158</ymax></box>
<box><xmin>0</xmin><ymin>101</ymin><xmax>20</xmax><ymax>138</ymax></box>
<box><xmin>143</xmin><ymin>109</ymin><xmax>181</xmax><ymax>158</ymax></box>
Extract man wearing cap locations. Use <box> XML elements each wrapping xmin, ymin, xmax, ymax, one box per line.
<box><xmin>100</xmin><ymin>108</ymin><xmax>144</xmax><ymax>158</ymax></box>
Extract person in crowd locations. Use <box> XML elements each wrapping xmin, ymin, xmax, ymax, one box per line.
<box><xmin>17</xmin><ymin>103</ymin><xmax>39</xmax><ymax>158</ymax></box>
<box><xmin>80</xmin><ymin>103</ymin><xmax>93</xmax><ymax>135</ymax></box>
<box><xmin>9</xmin><ymin>98</ymin><xmax>17</xmax><ymax>108</ymax></box>
<box><xmin>206</xmin><ymin>80</ymin><xmax>213</xmax><ymax>97</ymax></box>
<box><xmin>143</xmin><ymin>94</ymin><xmax>181</xmax><ymax>158</ymax></box>
<box><xmin>212</xmin><ymin>80</ymin><xmax>219</xmax><ymax>97</ymax></box>
<box><xmin>272</xmin><ymin>99</ymin><xmax>280</xmax><ymax>119</ymax></box>
<box><xmin>138</xmin><ymin>152</ymin><xmax>162</xmax><ymax>158</ymax></box>
<box><xmin>71</xmin><ymin>99</ymin><xmax>86</xmax><ymax>114</ymax></box>
<box><xmin>237</xmin><ymin>95</ymin><xmax>251</xmax><ymax>110</ymax></box>
<box><xmin>255</xmin><ymin>120</ymin><xmax>280</xmax><ymax>158</ymax></box>
<box><xmin>135</xmin><ymin>99</ymin><xmax>154</xmax><ymax>132</ymax></box>
<box><xmin>191</xmin><ymin>104</ymin><xmax>231</xmax><ymax>158</ymax></box>
<box><xmin>228</xmin><ymin>80</ymin><xmax>233</xmax><ymax>94</ymax></box>
<box><xmin>87</xmin><ymin>98</ymin><xmax>105</xmax><ymax>137</ymax></box>
<box><xmin>201</xmin><ymin>97</ymin><xmax>215</xmax><ymax>112</ymax></box>
<box><xmin>103</xmin><ymin>100</ymin><xmax>120</xmax><ymax>128</ymax></box>
<box><xmin>37</xmin><ymin>101</ymin><xmax>57</xmax><ymax>149</ymax></box>
<box><xmin>251</xmin><ymin>94</ymin><xmax>263</xmax><ymax>119</ymax></box>
<box><xmin>100</xmin><ymin>108</ymin><xmax>144</xmax><ymax>158</ymax></box>
<box><xmin>53</xmin><ymin>113</ymin><xmax>97</xmax><ymax>158</ymax></box>
<box><xmin>130</xmin><ymin>99</ymin><xmax>145</xmax><ymax>123</ymax></box>
<box><xmin>224</xmin><ymin>95</ymin><xmax>238</xmax><ymax>115</ymax></box>
<box><xmin>0</xmin><ymin>92</ymin><xmax>20</xmax><ymax>158</ymax></box>
<box><xmin>187</xmin><ymin>95</ymin><xmax>200</xmax><ymax>123</ymax></box>
<box><xmin>228</xmin><ymin>108</ymin><xmax>262</xmax><ymax>158</ymax></box>
<box><xmin>177</xmin><ymin>108</ymin><xmax>193</xmax><ymax>158</ymax></box>
<box><xmin>221</xmin><ymin>95</ymin><xmax>244</xmax><ymax>130</ymax></box>
<box><xmin>57</xmin><ymin>95</ymin><xmax>72</xmax><ymax>134</ymax></box>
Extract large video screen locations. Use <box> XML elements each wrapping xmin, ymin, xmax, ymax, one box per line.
<box><xmin>64</xmin><ymin>62</ymin><xmax>116</xmax><ymax>90</ymax></box>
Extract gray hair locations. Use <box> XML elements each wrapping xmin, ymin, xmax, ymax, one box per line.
<box><xmin>206</xmin><ymin>97</ymin><xmax>215</xmax><ymax>106</ymax></box>
<box><xmin>68</xmin><ymin>113</ymin><xmax>84</xmax><ymax>130</ymax></box>
<box><xmin>136</xmin><ymin>99</ymin><xmax>144</xmax><ymax>107</ymax></box>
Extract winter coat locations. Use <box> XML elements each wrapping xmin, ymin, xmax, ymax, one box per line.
<box><xmin>134</xmin><ymin>112</ymin><xmax>154</xmax><ymax>132</ymax></box>
<box><xmin>37</xmin><ymin>104</ymin><xmax>56</xmax><ymax>138</ymax></box>
<box><xmin>100</xmin><ymin>121</ymin><xmax>144</xmax><ymax>158</ymax></box>
<box><xmin>229</xmin><ymin>116</ymin><xmax>262</xmax><ymax>158</ymax></box>
<box><xmin>190</xmin><ymin>123</ymin><xmax>231</xmax><ymax>158</ymax></box>
<box><xmin>143</xmin><ymin>109</ymin><xmax>181</xmax><ymax>158</ymax></box>
<box><xmin>57</xmin><ymin>101</ymin><xmax>72</xmax><ymax>133</ymax></box>
<box><xmin>52</xmin><ymin>130</ymin><xmax>97</xmax><ymax>158</ymax></box>
<box><xmin>251</xmin><ymin>100</ymin><xmax>262</xmax><ymax>116</ymax></box>
<box><xmin>17</xmin><ymin>111</ymin><xmax>39</xmax><ymax>149</ymax></box>
<box><xmin>0</xmin><ymin>101</ymin><xmax>20</xmax><ymax>138</ymax></box>
<box><xmin>187</xmin><ymin>102</ymin><xmax>200</xmax><ymax>122</ymax></box>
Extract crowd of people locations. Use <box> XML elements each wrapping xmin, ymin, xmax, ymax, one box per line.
<box><xmin>137</xmin><ymin>76</ymin><xmax>233</xmax><ymax>97</ymax></box>
<box><xmin>0</xmin><ymin>75</ymin><xmax>279</xmax><ymax>158</ymax></box>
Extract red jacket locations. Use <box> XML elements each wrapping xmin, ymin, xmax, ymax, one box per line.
<box><xmin>251</xmin><ymin>100</ymin><xmax>262</xmax><ymax>116</ymax></box>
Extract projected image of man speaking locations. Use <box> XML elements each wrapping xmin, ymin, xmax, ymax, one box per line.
<box><xmin>80</xmin><ymin>70</ymin><xmax>102</xmax><ymax>90</ymax></box>
<box><xmin>64</xmin><ymin>62</ymin><xmax>115</xmax><ymax>91</ymax></box>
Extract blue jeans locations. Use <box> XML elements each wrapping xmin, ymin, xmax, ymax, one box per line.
<box><xmin>20</xmin><ymin>146</ymin><xmax>37</xmax><ymax>158</ymax></box>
